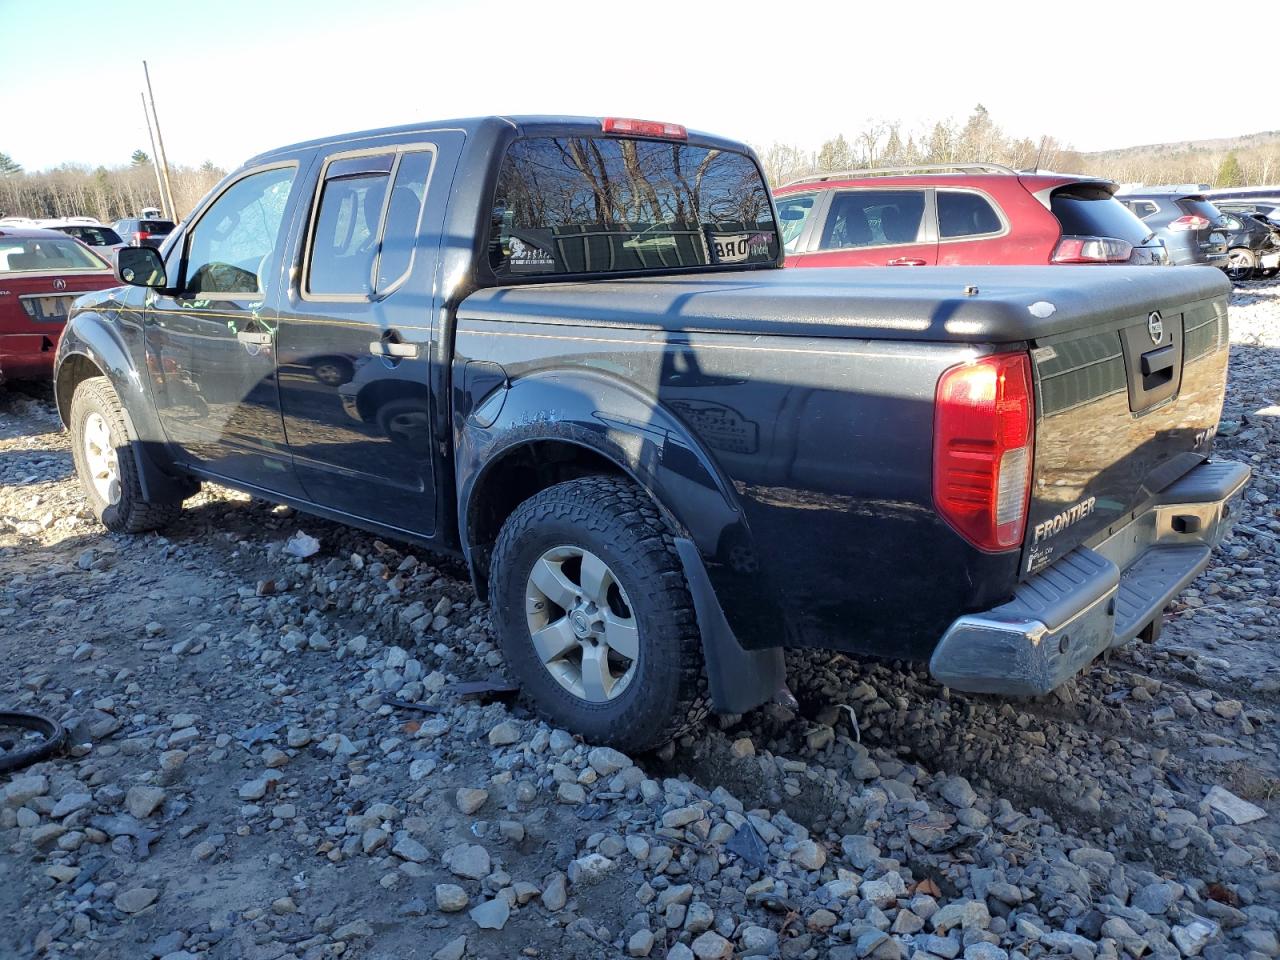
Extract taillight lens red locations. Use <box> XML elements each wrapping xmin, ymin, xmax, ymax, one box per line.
<box><xmin>1168</xmin><ymin>215</ymin><xmax>1211</xmax><ymax>231</ymax></box>
<box><xmin>134</xmin><ymin>231</ymin><xmax>150</xmax><ymax>242</ymax></box>
<box><xmin>601</xmin><ymin>117</ymin><xmax>688</xmax><ymax>140</ymax></box>
<box><xmin>1051</xmin><ymin>235</ymin><xmax>1133</xmax><ymax>263</ymax></box>
<box><xmin>933</xmin><ymin>354</ymin><xmax>1034</xmax><ymax>552</ymax></box>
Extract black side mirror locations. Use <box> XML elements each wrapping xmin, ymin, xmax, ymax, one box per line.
<box><xmin>115</xmin><ymin>245</ymin><xmax>167</xmax><ymax>288</ymax></box>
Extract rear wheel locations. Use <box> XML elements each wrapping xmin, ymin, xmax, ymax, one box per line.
<box><xmin>69</xmin><ymin>377</ymin><xmax>183</xmax><ymax>533</ymax></box>
<box><xmin>1225</xmin><ymin>247</ymin><xmax>1258</xmax><ymax>281</ymax></box>
<box><xmin>489</xmin><ymin>475</ymin><xmax>708</xmax><ymax>751</ymax></box>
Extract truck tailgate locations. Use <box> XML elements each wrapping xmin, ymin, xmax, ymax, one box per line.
<box><xmin>1024</xmin><ymin>274</ymin><xmax>1231</xmax><ymax>575</ymax></box>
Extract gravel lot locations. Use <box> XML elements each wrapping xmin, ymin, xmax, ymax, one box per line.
<box><xmin>2</xmin><ymin>277</ymin><xmax>1278</xmax><ymax>960</ymax></box>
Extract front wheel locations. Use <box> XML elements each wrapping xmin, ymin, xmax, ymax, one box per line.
<box><xmin>1225</xmin><ymin>247</ymin><xmax>1258</xmax><ymax>281</ymax></box>
<box><xmin>69</xmin><ymin>377</ymin><xmax>183</xmax><ymax>533</ymax></box>
<box><xmin>489</xmin><ymin>476</ymin><xmax>708</xmax><ymax>751</ymax></box>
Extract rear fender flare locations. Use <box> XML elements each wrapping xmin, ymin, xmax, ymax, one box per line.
<box><xmin>456</xmin><ymin>368</ymin><xmax>788</xmax><ymax>655</ymax></box>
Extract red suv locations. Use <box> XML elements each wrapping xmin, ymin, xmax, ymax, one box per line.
<box><xmin>774</xmin><ymin>163</ymin><xmax>1167</xmax><ymax>268</ymax></box>
<box><xmin>1</xmin><ymin>227</ymin><xmax>116</xmax><ymax>384</ymax></box>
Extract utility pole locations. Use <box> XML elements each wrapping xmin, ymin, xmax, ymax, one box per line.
<box><xmin>141</xmin><ymin>93</ymin><xmax>167</xmax><ymax>219</ymax></box>
<box><xmin>143</xmin><ymin>60</ymin><xmax>177</xmax><ymax>220</ymax></box>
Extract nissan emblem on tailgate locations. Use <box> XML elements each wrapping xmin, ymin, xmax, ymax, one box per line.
<box><xmin>1148</xmin><ymin>311</ymin><xmax>1164</xmax><ymax>345</ymax></box>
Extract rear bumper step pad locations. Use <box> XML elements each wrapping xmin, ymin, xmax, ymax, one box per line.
<box><xmin>929</xmin><ymin>459</ymin><xmax>1249</xmax><ymax>696</ymax></box>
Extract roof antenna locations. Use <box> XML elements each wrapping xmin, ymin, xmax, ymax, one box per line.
<box><xmin>1032</xmin><ymin>135</ymin><xmax>1047</xmax><ymax>174</ymax></box>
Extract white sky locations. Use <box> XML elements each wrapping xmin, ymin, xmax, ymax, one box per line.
<box><xmin>1</xmin><ymin>0</ymin><xmax>1274</xmax><ymax>172</ymax></box>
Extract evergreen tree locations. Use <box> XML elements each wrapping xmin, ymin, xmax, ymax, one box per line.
<box><xmin>0</xmin><ymin>152</ymin><xmax>22</xmax><ymax>176</ymax></box>
<box><xmin>1215</xmin><ymin>152</ymin><xmax>1243</xmax><ymax>188</ymax></box>
<box><xmin>131</xmin><ymin>149</ymin><xmax>151</xmax><ymax>167</ymax></box>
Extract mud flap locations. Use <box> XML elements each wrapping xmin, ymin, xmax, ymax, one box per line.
<box><xmin>674</xmin><ymin>537</ymin><xmax>784</xmax><ymax>715</ymax></box>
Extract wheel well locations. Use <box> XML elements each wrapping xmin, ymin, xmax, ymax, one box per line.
<box><xmin>54</xmin><ymin>354</ymin><xmax>105</xmax><ymax>427</ymax></box>
<box><xmin>467</xmin><ymin>441</ymin><xmax>625</xmax><ymax>596</ymax></box>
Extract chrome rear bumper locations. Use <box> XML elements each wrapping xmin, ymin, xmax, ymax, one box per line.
<box><xmin>930</xmin><ymin>459</ymin><xmax>1250</xmax><ymax>696</ymax></box>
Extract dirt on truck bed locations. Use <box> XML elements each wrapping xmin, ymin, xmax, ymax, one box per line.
<box><xmin>2</xmin><ymin>280</ymin><xmax>1279</xmax><ymax>960</ymax></box>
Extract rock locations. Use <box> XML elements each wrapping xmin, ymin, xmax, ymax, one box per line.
<box><xmin>238</xmin><ymin>778</ymin><xmax>270</xmax><ymax>801</ymax></box>
<box><xmin>842</xmin><ymin>834</ymin><xmax>880</xmax><ymax>869</ymax></box>
<box><xmin>792</xmin><ymin>839</ymin><xmax>826</xmax><ymax>870</ymax></box>
<box><xmin>5</xmin><ymin>761</ymin><xmax>51</xmax><ymax>803</ymax></box>
<box><xmin>1172</xmin><ymin>918</ymin><xmax>1218</xmax><ymax>957</ymax></box>
<box><xmin>433</xmin><ymin>936</ymin><xmax>467</xmax><ymax>960</ymax></box>
<box><xmin>568</xmin><ymin>852</ymin><xmax>615</xmax><ymax>884</ymax></box>
<box><xmin>557</xmin><ymin>782</ymin><xmax>586</xmax><ymax>804</ymax></box>
<box><xmin>455</xmin><ymin>787</ymin><xmax>488</xmax><ymax>815</ymax></box>
<box><xmin>964</xmin><ymin>945</ymin><xmax>1008</xmax><ymax>960</ymax></box>
<box><xmin>668</xmin><ymin>946</ymin><xmax>695</xmax><ymax>960</ymax></box>
<box><xmin>125</xmin><ymin>785</ymin><xmax>166</xmax><ymax>819</ymax></box>
<box><xmin>333</xmin><ymin>919</ymin><xmax>373</xmax><ymax>940</ymax></box>
<box><xmin>588</xmin><ymin>746</ymin><xmax>633</xmax><ymax>776</ymax></box>
<box><xmin>469</xmin><ymin>897</ymin><xmax>510</xmax><ymax>930</ymax></box>
<box><xmin>444</xmin><ymin>843</ymin><xmax>491</xmax><ymax>880</ymax></box>
<box><xmin>435</xmin><ymin>884</ymin><xmax>469</xmax><ymax>912</ymax></box>
<box><xmin>692</xmin><ymin>931</ymin><xmax>734</xmax><ymax>960</ymax></box>
<box><xmin>393</xmin><ymin>837</ymin><xmax>430</xmax><ymax>863</ymax></box>
<box><xmin>541</xmin><ymin>872</ymin><xmax>567</xmax><ymax>911</ymax></box>
<box><xmin>488</xmin><ymin>721</ymin><xmax>520</xmax><ymax>747</ymax></box>
<box><xmin>662</xmin><ymin>804</ymin><xmax>703</xmax><ymax>828</ymax></box>
<box><xmin>629</xmin><ymin>929</ymin><xmax>656</xmax><ymax>957</ymax></box>
<box><xmin>115</xmin><ymin>886</ymin><xmax>159</xmax><ymax>914</ymax></box>
<box><xmin>931</xmin><ymin>900</ymin><xmax>990</xmax><ymax>933</ymax></box>
<box><xmin>740</xmin><ymin>925</ymin><xmax>779</xmax><ymax>957</ymax></box>
<box><xmin>1205</xmin><ymin>785</ymin><xmax>1266</xmax><ymax>825</ymax></box>
<box><xmin>939</xmin><ymin>776</ymin><xmax>977</xmax><ymax>809</ymax></box>
<box><xmin>272</xmin><ymin>897</ymin><xmax>298</xmax><ymax>915</ymax></box>
<box><xmin>729</xmin><ymin>737</ymin><xmax>755</xmax><ymax>758</ymax></box>
<box><xmin>51</xmin><ymin>793</ymin><xmax>93</xmax><ymax>818</ymax></box>
<box><xmin>684</xmin><ymin>902</ymin><xmax>714</xmax><ymax>934</ymax></box>
<box><xmin>1133</xmin><ymin>881</ymin><xmax>1177</xmax><ymax>915</ymax></box>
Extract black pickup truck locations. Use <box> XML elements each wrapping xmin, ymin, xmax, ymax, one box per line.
<box><xmin>55</xmin><ymin>116</ymin><xmax>1248</xmax><ymax>750</ymax></box>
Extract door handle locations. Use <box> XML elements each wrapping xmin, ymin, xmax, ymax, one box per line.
<box><xmin>887</xmin><ymin>257</ymin><xmax>927</xmax><ymax>266</ymax></box>
<box><xmin>369</xmin><ymin>338</ymin><xmax>418</xmax><ymax>359</ymax></box>
<box><xmin>237</xmin><ymin>331</ymin><xmax>272</xmax><ymax>346</ymax></box>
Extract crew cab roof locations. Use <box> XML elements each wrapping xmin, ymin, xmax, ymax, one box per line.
<box><xmin>245</xmin><ymin>115</ymin><xmax>753</xmax><ymax>166</ymax></box>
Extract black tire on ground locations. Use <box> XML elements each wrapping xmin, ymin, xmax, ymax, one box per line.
<box><xmin>69</xmin><ymin>376</ymin><xmax>184</xmax><ymax>533</ymax></box>
<box><xmin>1226</xmin><ymin>247</ymin><xmax>1258</xmax><ymax>281</ymax></box>
<box><xmin>489</xmin><ymin>475</ymin><xmax>709</xmax><ymax>752</ymax></box>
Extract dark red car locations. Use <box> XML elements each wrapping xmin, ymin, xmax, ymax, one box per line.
<box><xmin>1</xmin><ymin>227</ymin><xmax>116</xmax><ymax>383</ymax></box>
<box><xmin>774</xmin><ymin>163</ymin><xmax>1167</xmax><ymax>268</ymax></box>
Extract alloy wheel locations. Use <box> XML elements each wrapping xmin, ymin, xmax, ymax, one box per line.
<box><xmin>524</xmin><ymin>545</ymin><xmax>639</xmax><ymax>702</ymax></box>
<box><xmin>82</xmin><ymin>411</ymin><xmax>121</xmax><ymax>505</ymax></box>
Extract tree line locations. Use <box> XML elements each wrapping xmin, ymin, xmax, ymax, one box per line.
<box><xmin>0</xmin><ymin>150</ymin><xmax>225</xmax><ymax>224</ymax></box>
<box><xmin>755</xmin><ymin>107</ymin><xmax>1280</xmax><ymax>189</ymax></box>
<box><xmin>2</xmin><ymin>108</ymin><xmax>1278</xmax><ymax>225</ymax></box>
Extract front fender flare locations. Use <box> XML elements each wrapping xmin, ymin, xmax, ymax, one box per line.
<box><xmin>55</xmin><ymin>309</ymin><xmax>194</xmax><ymax>503</ymax></box>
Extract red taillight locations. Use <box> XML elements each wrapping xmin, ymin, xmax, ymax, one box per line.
<box><xmin>1051</xmin><ymin>235</ymin><xmax>1134</xmax><ymax>263</ymax></box>
<box><xmin>134</xmin><ymin>231</ymin><xmax>150</xmax><ymax>242</ymax></box>
<box><xmin>1168</xmin><ymin>215</ymin><xmax>1211</xmax><ymax>232</ymax></box>
<box><xmin>601</xmin><ymin>117</ymin><xmax>688</xmax><ymax>140</ymax></box>
<box><xmin>933</xmin><ymin>354</ymin><xmax>1034</xmax><ymax>552</ymax></box>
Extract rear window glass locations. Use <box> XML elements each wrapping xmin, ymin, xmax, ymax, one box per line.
<box><xmin>139</xmin><ymin>220</ymin><xmax>174</xmax><ymax>234</ymax></box>
<box><xmin>1179</xmin><ymin>199</ymin><xmax>1226</xmax><ymax>223</ymax></box>
<box><xmin>0</xmin><ymin>237</ymin><xmax>107</xmax><ymax>273</ymax></box>
<box><xmin>489</xmin><ymin>136</ymin><xmax>777</xmax><ymax>277</ymax></box>
<box><xmin>56</xmin><ymin>225</ymin><xmax>122</xmax><ymax>246</ymax></box>
<box><xmin>1052</xmin><ymin>187</ymin><xmax>1151</xmax><ymax>245</ymax></box>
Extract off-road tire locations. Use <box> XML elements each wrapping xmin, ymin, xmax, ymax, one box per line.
<box><xmin>490</xmin><ymin>475</ymin><xmax>709</xmax><ymax>751</ymax></box>
<box><xmin>69</xmin><ymin>376</ymin><xmax>183</xmax><ymax>533</ymax></box>
<box><xmin>1226</xmin><ymin>247</ymin><xmax>1258</xmax><ymax>281</ymax></box>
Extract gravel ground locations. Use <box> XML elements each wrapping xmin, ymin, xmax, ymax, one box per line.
<box><xmin>2</xmin><ymin>276</ymin><xmax>1278</xmax><ymax>960</ymax></box>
